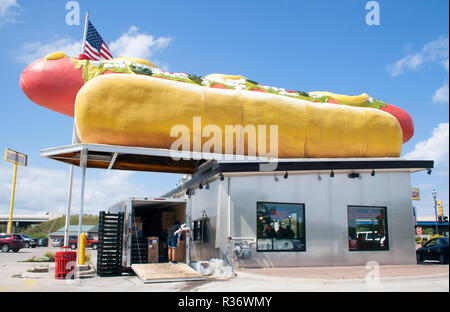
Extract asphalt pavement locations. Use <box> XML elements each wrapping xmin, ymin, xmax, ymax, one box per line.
<box><xmin>0</xmin><ymin>246</ymin><xmax>448</xmax><ymax>292</ymax></box>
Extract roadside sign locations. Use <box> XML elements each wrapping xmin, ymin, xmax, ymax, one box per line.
<box><xmin>4</xmin><ymin>148</ymin><xmax>27</xmax><ymax>166</ymax></box>
<box><xmin>416</xmin><ymin>227</ymin><xmax>422</xmax><ymax>235</ymax></box>
<box><xmin>4</xmin><ymin>148</ymin><xmax>27</xmax><ymax>233</ymax></box>
<box><xmin>412</xmin><ymin>187</ymin><xmax>420</xmax><ymax>201</ymax></box>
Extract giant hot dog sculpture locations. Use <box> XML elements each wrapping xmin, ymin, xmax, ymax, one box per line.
<box><xmin>20</xmin><ymin>51</ymin><xmax>414</xmax><ymax>158</ymax></box>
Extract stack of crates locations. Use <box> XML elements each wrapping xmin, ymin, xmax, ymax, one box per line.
<box><xmin>131</xmin><ymin>236</ymin><xmax>148</xmax><ymax>264</ymax></box>
<box><xmin>97</xmin><ymin>211</ymin><xmax>124</xmax><ymax>277</ymax></box>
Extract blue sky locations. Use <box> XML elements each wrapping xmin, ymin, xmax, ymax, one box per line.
<box><xmin>0</xmin><ymin>0</ymin><xmax>448</xmax><ymax>217</ymax></box>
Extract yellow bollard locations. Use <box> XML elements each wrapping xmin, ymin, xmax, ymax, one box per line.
<box><xmin>78</xmin><ymin>233</ymin><xmax>86</xmax><ymax>265</ymax></box>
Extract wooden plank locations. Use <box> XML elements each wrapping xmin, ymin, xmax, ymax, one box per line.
<box><xmin>131</xmin><ymin>263</ymin><xmax>205</xmax><ymax>283</ymax></box>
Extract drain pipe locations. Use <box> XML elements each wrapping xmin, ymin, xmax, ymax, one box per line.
<box><xmin>185</xmin><ymin>190</ymin><xmax>192</xmax><ymax>266</ymax></box>
<box><xmin>226</xmin><ymin>176</ymin><xmax>234</xmax><ymax>269</ymax></box>
<box><xmin>227</xmin><ymin>176</ymin><xmax>231</xmax><ymax>239</ymax></box>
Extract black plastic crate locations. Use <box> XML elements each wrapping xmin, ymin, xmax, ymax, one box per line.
<box><xmin>97</xmin><ymin>212</ymin><xmax>123</xmax><ymax>277</ymax></box>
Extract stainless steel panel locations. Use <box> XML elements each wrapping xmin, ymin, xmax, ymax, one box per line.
<box><xmin>189</xmin><ymin>171</ymin><xmax>416</xmax><ymax>267</ymax></box>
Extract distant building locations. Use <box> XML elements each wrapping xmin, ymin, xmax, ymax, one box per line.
<box><xmin>416</xmin><ymin>216</ymin><xmax>449</xmax><ymax>237</ymax></box>
<box><xmin>48</xmin><ymin>225</ymin><xmax>99</xmax><ymax>243</ymax></box>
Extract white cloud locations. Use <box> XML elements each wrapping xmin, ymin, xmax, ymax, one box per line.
<box><xmin>404</xmin><ymin>123</ymin><xmax>449</xmax><ymax>166</ymax></box>
<box><xmin>0</xmin><ymin>0</ymin><xmax>21</xmax><ymax>25</ymax></box>
<box><xmin>387</xmin><ymin>53</ymin><xmax>423</xmax><ymax>77</ymax></box>
<box><xmin>0</xmin><ymin>164</ymin><xmax>151</xmax><ymax>216</ymax></box>
<box><xmin>109</xmin><ymin>26</ymin><xmax>171</xmax><ymax>60</ymax></box>
<box><xmin>14</xmin><ymin>36</ymin><xmax>82</xmax><ymax>64</ymax></box>
<box><xmin>432</xmin><ymin>82</ymin><xmax>449</xmax><ymax>104</ymax></box>
<box><xmin>14</xmin><ymin>26</ymin><xmax>171</xmax><ymax>65</ymax></box>
<box><xmin>387</xmin><ymin>35</ymin><xmax>449</xmax><ymax>77</ymax></box>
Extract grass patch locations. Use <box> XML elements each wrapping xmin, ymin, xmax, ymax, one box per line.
<box><xmin>25</xmin><ymin>252</ymin><xmax>55</xmax><ymax>262</ymax></box>
<box><xmin>44</xmin><ymin>252</ymin><xmax>55</xmax><ymax>262</ymax></box>
<box><xmin>85</xmin><ymin>252</ymin><xmax>91</xmax><ymax>263</ymax></box>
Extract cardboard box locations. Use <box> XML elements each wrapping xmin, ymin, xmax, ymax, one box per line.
<box><xmin>148</xmin><ymin>237</ymin><xmax>159</xmax><ymax>263</ymax></box>
<box><xmin>161</xmin><ymin>211</ymin><xmax>176</xmax><ymax>231</ymax></box>
<box><xmin>174</xmin><ymin>240</ymin><xmax>185</xmax><ymax>263</ymax></box>
<box><xmin>132</xmin><ymin>221</ymin><xmax>143</xmax><ymax>237</ymax></box>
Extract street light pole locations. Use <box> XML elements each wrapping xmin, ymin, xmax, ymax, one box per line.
<box><xmin>432</xmin><ymin>189</ymin><xmax>439</xmax><ymax>235</ymax></box>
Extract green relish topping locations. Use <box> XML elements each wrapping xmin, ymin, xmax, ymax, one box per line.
<box><xmin>72</xmin><ymin>58</ymin><xmax>386</xmax><ymax>109</ymax></box>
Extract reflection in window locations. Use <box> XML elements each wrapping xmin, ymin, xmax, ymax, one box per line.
<box><xmin>348</xmin><ymin>206</ymin><xmax>389</xmax><ymax>251</ymax></box>
<box><xmin>257</xmin><ymin>202</ymin><xmax>305</xmax><ymax>252</ymax></box>
<box><xmin>192</xmin><ymin>218</ymin><xmax>209</xmax><ymax>242</ymax></box>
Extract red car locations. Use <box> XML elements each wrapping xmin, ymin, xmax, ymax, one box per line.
<box><xmin>0</xmin><ymin>233</ymin><xmax>25</xmax><ymax>253</ymax></box>
<box><xmin>68</xmin><ymin>235</ymin><xmax>98</xmax><ymax>250</ymax></box>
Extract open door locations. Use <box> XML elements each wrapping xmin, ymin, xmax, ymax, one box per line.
<box><xmin>131</xmin><ymin>263</ymin><xmax>205</xmax><ymax>283</ymax></box>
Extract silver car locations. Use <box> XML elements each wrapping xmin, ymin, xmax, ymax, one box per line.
<box><xmin>51</xmin><ymin>237</ymin><xmax>64</xmax><ymax>247</ymax></box>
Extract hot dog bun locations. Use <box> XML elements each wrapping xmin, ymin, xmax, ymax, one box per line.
<box><xmin>75</xmin><ymin>74</ymin><xmax>403</xmax><ymax>158</ymax></box>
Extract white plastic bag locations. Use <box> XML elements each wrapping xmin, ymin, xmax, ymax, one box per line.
<box><xmin>193</xmin><ymin>258</ymin><xmax>233</xmax><ymax>279</ymax></box>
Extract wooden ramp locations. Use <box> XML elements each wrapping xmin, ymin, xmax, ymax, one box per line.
<box><xmin>131</xmin><ymin>263</ymin><xmax>205</xmax><ymax>283</ymax></box>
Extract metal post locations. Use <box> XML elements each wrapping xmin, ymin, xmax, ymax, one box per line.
<box><xmin>63</xmin><ymin>10</ymin><xmax>87</xmax><ymax>246</ymax></box>
<box><xmin>227</xmin><ymin>176</ymin><xmax>231</xmax><ymax>238</ymax></box>
<box><xmin>81</xmin><ymin>11</ymin><xmax>89</xmax><ymax>54</ymax></box>
<box><xmin>63</xmin><ymin>126</ymin><xmax>79</xmax><ymax>246</ymax></box>
<box><xmin>76</xmin><ymin>149</ymin><xmax>87</xmax><ymax>268</ymax></box>
<box><xmin>185</xmin><ymin>191</ymin><xmax>192</xmax><ymax>266</ymax></box>
<box><xmin>7</xmin><ymin>163</ymin><xmax>18</xmax><ymax>234</ymax></box>
<box><xmin>63</xmin><ymin>166</ymin><xmax>74</xmax><ymax>246</ymax></box>
<box><xmin>432</xmin><ymin>189</ymin><xmax>439</xmax><ymax>235</ymax></box>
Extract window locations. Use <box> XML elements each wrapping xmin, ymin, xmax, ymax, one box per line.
<box><xmin>348</xmin><ymin>206</ymin><xmax>389</xmax><ymax>251</ymax></box>
<box><xmin>257</xmin><ymin>202</ymin><xmax>305</xmax><ymax>252</ymax></box>
<box><xmin>192</xmin><ymin>218</ymin><xmax>209</xmax><ymax>242</ymax></box>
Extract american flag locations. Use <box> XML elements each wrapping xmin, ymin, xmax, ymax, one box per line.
<box><xmin>84</xmin><ymin>20</ymin><xmax>114</xmax><ymax>61</ymax></box>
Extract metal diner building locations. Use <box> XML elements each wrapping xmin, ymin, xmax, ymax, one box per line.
<box><xmin>41</xmin><ymin>143</ymin><xmax>433</xmax><ymax>267</ymax></box>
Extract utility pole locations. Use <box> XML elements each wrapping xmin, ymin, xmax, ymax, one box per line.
<box><xmin>432</xmin><ymin>189</ymin><xmax>439</xmax><ymax>235</ymax></box>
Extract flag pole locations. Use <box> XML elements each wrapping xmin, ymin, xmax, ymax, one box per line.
<box><xmin>63</xmin><ymin>10</ymin><xmax>89</xmax><ymax>248</ymax></box>
<box><xmin>81</xmin><ymin>11</ymin><xmax>89</xmax><ymax>54</ymax></box>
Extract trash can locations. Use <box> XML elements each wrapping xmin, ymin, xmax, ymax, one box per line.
<box><xmin>55</xmin><ymin>247</ymin><xmax>77</xmax><ymax>279</ymax></box>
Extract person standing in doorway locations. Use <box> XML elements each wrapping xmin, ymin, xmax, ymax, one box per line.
<box><xmin>167</xmin><ymin>221</ymin><xmax>183</xmax><ymax>263</ymax></box>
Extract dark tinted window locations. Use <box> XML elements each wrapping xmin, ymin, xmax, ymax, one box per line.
<box><xmin>192</xmin><ymin>219</ymin><xmax>209</xmax><ymax>242</ymax></box>
<box><xmin>348</xmin><ymin>206</ymin><xmax>389</xmax><ymax>251</ymax></box>
<box><xmin>257</xmin><ymin>202</ymin><xmax>305</xmax><ymax>252</ymax></box>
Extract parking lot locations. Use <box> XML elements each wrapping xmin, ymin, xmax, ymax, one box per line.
<box><xmin>0</xmin><ymin>245</ymin><xmax>448</xmax><ymax>292</ymax></box>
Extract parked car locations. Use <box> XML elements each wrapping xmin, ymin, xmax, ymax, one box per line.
<box><xmin>357</xmin><ymin>231</ymin><xmax>386</xmax><ymax>244</ymax></box>
<box><xmin>17</xmin><ymin>234</ymin><xmax>37</xmax><ymax>248</ymax></box>
<box><xmin>51</xmin><ymin>237</ymin><xmax>63</xmax><ymax>247</ymax></box>
<box><xmin>68</xmin><ymin>234</ymin><xmax>98</xmax><ymax>250</ymax></box>
<box><xmin>416</xmin><ymin>237</ymin><xmax>449</xmax><ymax>264</ymax></box>
<box><xmin>0</xmin><ymin>233</ymin><xmax>25</xmax><ymax>253</ymax></box>
<box><xmin>38</xmin><ymin>238</ymin><xmax>49</xmax><ymax>247</ymax></box>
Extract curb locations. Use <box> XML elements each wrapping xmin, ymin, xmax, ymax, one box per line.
<box><xmin>235</xmin><ymin>271</ymin><xmax>450</xmax><ymax>283</ymax></box>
